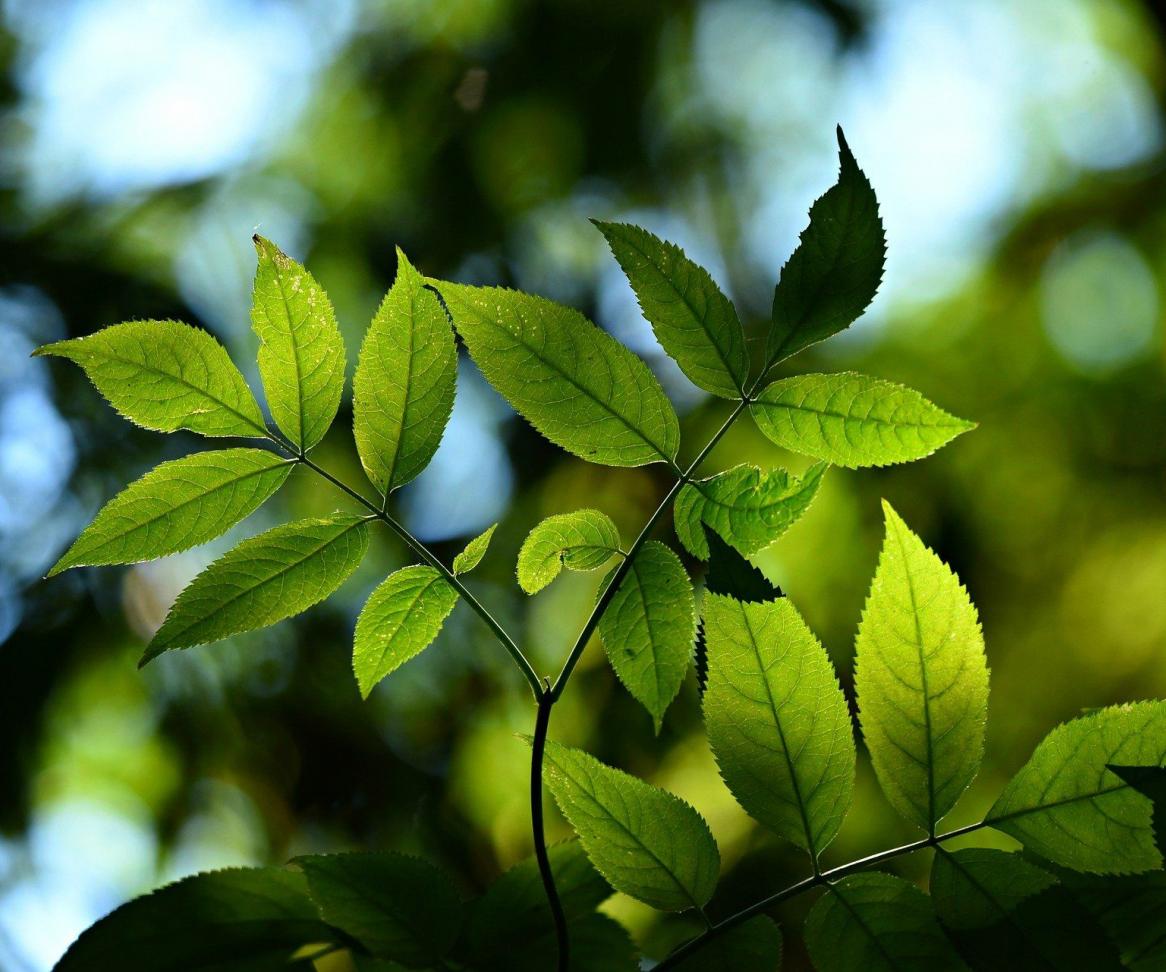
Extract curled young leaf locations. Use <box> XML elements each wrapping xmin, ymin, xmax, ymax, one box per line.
<box><xmin>516</xmin><ymin>509</ymin><xmax>621</xmax><ymax>594</ymax></box>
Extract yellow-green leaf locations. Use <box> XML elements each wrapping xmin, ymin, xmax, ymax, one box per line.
<box><xmin>452</xmin><ymin>523</ymin><xmax>497</xmax><ymax>575</ymax></box>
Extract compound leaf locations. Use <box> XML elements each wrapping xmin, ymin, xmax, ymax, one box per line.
<box><xmin>517</xmin><ymin>510</ymin><xmax>621</xmax><ymax>594</ymax></box>
<box><xmin>432</xmin><ymin>281</ymin><xmax>680</xmax><ymax>467</ymax></box>
<box><xmin>597</xmin><ymin>540</ymin><xmax>696</xmax><ymax>731</ymax></box>
<box><xmin>667</xmin><ymin>916</ymin><xmax>782</xmax><ymax>971</ymax></box>
<box><xmin>855</xmin><ymin>502</ymin><xmax>989</xmax><ymax>832</ymax></box>
<box><xmin>452</xmin><ymin>523</ymin><xmax>497</xmax><ymax>576</ymax></box>
<box><xmin>353</xmin><ymin>249</ymin><xmax>456</xmax><ymax>493</ymax></box>
<box><xmin>703</xmin><ymin>594</ymin><xmax>854</xmax><ymax>856</ymax></box>
<box><xmin>48</xmin><ymin>449</ymin><xmax>292</xmax><ymax>577</ymax></box>
<box><xmin>750</xmin><ymin>373</ymin><xmax>973</xmax><ymax>469</ymax></box>
<box><xmin>540</xmin><ymin>741</ymin><xmax>719</xmax><ymax>912</ymax></box>
<box><xmin>251</xmin><ymin>236</ymin><xmax>346</xmax><ymax>451</ymax></box>
<box><xmin>145</xmin><ymin>513</ymin><xmax>370</xmax><ymax>661</ymax></box>
<box><xmin>35</xmin><ymin>320</ymin><xmax>267</xmax><ymax>438</ymax></box>
<box><xmin>595</xmin><ymin>220</ymin><xmax>748</xmax><ymax>399</ymax></box>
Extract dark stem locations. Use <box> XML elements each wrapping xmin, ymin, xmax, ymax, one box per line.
<box><xmin>531</xmin><ymin>681</ymin><xmax>570</xmax><ymax>972</ymax></box>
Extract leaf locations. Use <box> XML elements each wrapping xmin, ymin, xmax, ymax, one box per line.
<box><xmin>53</xmin><ymin>866</ymin><xmax>333</xmax><ymax>972</ymax></box>
<box><xmin>1056</xmin><ymin>869</ymin><xmax>1166</xmax><ymax>970</ymax></box>
<box><xmin>595</xmin><ymin>220</ymin><xmax>748</xmax><ymax>399</ymax></box>
<box><xmin>251</xmin><ymin>236</ymin><xmax>347</xmax><ymax>451</ymax></box>
<box><xmin>516</xmin><ymin>509</ymin><xmax>621</xmax><ymax>594</ymax></box>
<box><xmin>540</xmin><ymin>740</ymin><xmax>720</xmax><ymax>912</ymax></box>
<box><xmin>930</xmin><ymin>850</ymin><xmax>1058</xmax><ymax>931</ymax></box>
<box><xmin>297</xmin><ymin>853</ymin><xmax>461</xmax><ymax>968</ymax></box>
<box><xmin>48</xmin><ymin>449</ymin><xmax>293</xmax><ymax>577</ymax></box>
<box><xmin>353</xmin><ymin>250</ymin><xmax>457</xmax><ymax>493</ymax></box>
<box><xmin>452</xmin><ymin>523</ymin><xmax>497</xmax><ymax>575</ymax></box>
<box><xmin>667</xmin><ymin>916</ymin><xmax>782</xmax><ymax>971</ymax></box>
<box><xmin>675</xmin><ymin>462</ymin><xmax>826</xmax><ymax>559</ymax></box>
<box><xmin>750</xmin><ymin>373</ymin><xmax>973</xmax><ymax>469</ymax></box>
<box><xmin>703</xmin><ymin>594</ymin><xmax>855</xmax><ymax>856</ymax></box>
<box><xmin>145</xmin><ymin>514</ymin><xmax>370</xmax><ymax>662</ymax></box>
<box><xmin>803</xmin><ymin>872</ymin><xmax>966</xmax><ymax>972</ymax></box>
<box><xmin>597</xmin><ymin>540</ymin><xmax>696</xmax><ymax>731</ymax></box>
<box><xmin>35</xmin><ymin>320</ymin><xmax>267</xmax><ymax>438</ymax></box>
<box><xmin>431</xmin><ymin>281</ymin><xmax>680</xmax><ymax>466</ymax></box>
<box><xmin>985</xmin><ymin>701</ymin><xmax>1166</xmax><ymax>873</ymax></box>
<box><xmin>855</xmin><ymin>502</ymin><xmax>988</xmax><ymax>831</ymax></box>
<box><xmin>764</xmin><ymin>127</ymin><xmax>885</xmax><ymax>369</ymax></box>
<box><xmin>480</xmin><ymin>914</ymin><xmax>637</xmax><ymax>972</ymax></box>
<box><xmin>352</xmin><ymin>565</ymin><xmax>459</xmax><ymax>697</ymax></box>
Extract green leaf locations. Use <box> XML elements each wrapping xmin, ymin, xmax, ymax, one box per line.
<box><xmin>764</xmin><ymin>127</ymin><xmax>885</xmax><ymax>369</ymax></box>
<box><xmin>353</xmin><ymin>250</ymin><xmax>457</xmax><ymax>493</ymax></box>
<box><xmin>431</xmin><ymin>281</ymin><xmax>680</xmax><ymax>466</ymax></box>
<box><xmin>251</xmin><ymin>236</ymin><xmax>347</xmax><ymax>451</ymax></box>
<box><xmin>597</xmin><ymin>540</ymin><xmax>696</xmax><ymax>731</ymax></box>
<box><xmin>540</xmin><ymin>740</ymin><xmax>720</xmax><ymax>912</ymax></box>
<box><xmin>476</xmin><ymin>914</ymin><xmax>637</xmax><ymax>972</ymax></box>
<box><xmin>353</xmin><ymin>565</ymin><xmax>459</xmax><ymax>697</ymax></box>
<box><xmin>145</xmin><ymin>513</ymin><xmax>370</xmax><ymax>661</ymax></box>
<box><xmin>703</xmin><ymin>531</ymin><xmax>782</xmax><ymax>602</ymax></box>
<box><xmin>931</xmin><ymin>850</ymin><xmax>1058</xmax><ymax>931</ymax></box>
<box><xmin>703</xmin><ymin>594</ymin><xmax>854</xmax><ymax>856</ymax></box>
<box><xmin>516</xmin><ymin>509</ymin><xmax>621</xmax><ymax>594</ymax></box>
<box><xmin>804</xmin><ymin>873</ymin><xmax>966</xmax><ymax>972</ymax></box>
<box><xmin>750</xmin><ymin>373</ymin><xmax>973</xmax><ymax>469</ymax></box>
<box><xmin>675</xmin><ymin>462</ymin><xmax>826</xmax><ymax>559</ymax></box>
<box><xmin>49</xmin><ymin>449</ymin><xmax>293</xmax><ymax>577</ymax></box>
<box><xmin>452</xmin><ymin>523</ymin><xmax>497</xmax><ymax>575</ymax></box>
<box><xmin>595</xmin><ymin>220</ymin><xmax>748</xmax><ymax>399</ymax></box>
<box><xmin>53</xmin><ymin>867</ymin><xmax>333</xmax><ymax>972</ymax></box>
<box><xmin>667</xmin><ymin>916</ymin><xmax>782</xmax><ymax>971</ymax></box>
<box><xmin>1056</xmin><ymin>869</ymin><xmax>1166</xmax><ymax>970</ymax></box>
<box><xmin>985</xmin><ymin>701</ymin><xmax>1166</xmax><ymax>873</ymax></box>
<box><xmin>855</xmin><ymin>502</ymin><xmax>989</xmax><ymax>832</ymax></box>
<box><xmin>35</xmin><ymin>320</ymin><xmax>267</xmax><ymax>438</ymax></box>
<box><xmin>297</xmin><ymin>853</ymin><xmax>461</xmax><ymax>968</ymax></box>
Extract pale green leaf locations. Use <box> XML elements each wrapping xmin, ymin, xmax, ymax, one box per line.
<box><xmin>353</xmin><ymin>249</ymin><xmax>456</xmax><ymax>493</ymax></box>
<box><xmin>595</xmin><ymin>220</ymin><xmax>748</xmax><ymax>399</ymax></box>
<box><xmin>540</xmin><ymin>741</ymin><xmax>719</xmax><ymax>912</ymax></box>
<box><xmin>251</xmin><ymin>236</ymin><xmax>346</xmax><ymax>451</ymax></box>
<box><xmin>675</xmin><ymin>462</ymin><xmax>826</xmax><ymax>559</ymax></box>
<box><xmin>452</xmin><ymin>523</ymin><xmax>497</xmax><ymax>575</ymax></box>
<box><xmin>597</xmin><ymin>540</ymin><xmax>695</xmax><ymax>731</ymax></box>
<box><xmin>668</xmin><ymin>916</ymin><xmax>782</xmax><ymax>971</ymax></box>
<box><xmin>49</xmin><ymin>449</ymin><xmax>292</xmax><ymax>577</ymax></box>
<box><xmin>353</xmin><ymin>565</ymin><xmax>458</xmax><ymax>697</ymax></box>
<box><xmin>516</xmin><ymin>509</ymin><xmax>621</xmax><ymax>594</ymax></box>
<box><xmin>986</xmin><ymin>701</ymin><xmax>1166</xmax><ymax>873</ymax></box>
<box><xmin>703</xmin><ymin>594</ymin><xmax>854</xmax><ymax>856</ymax></box>
<box><xmin>35</xmin><ymin>320</ymin><xmax>267</xmax><ymax>438</ymax></box>
<box><xmin>145</xmin><ymin>513</ymin><xmax>370</xmax><ymax>661</ymax></box>
<box><xmin>750</xmin><ymin>373</ymin><xmax>973</xmax><ymax>469</ymax></box>
<box><xmin>431</xmin><ymin>281</ymin><xmax>680</xmax><ymax>466</ymax></box>
<box><xmin>804</xmin><ymin>873</ymin><xmax>966</xmax><ymax>972</ymax></box>
<box><xmin>855</xmin><ymin>502</ymin><xmax>989</xmax><ymax>831</ymax></box>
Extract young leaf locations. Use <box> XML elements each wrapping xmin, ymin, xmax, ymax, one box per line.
<box><xmin>703</xmin><ymin>594</ymin><xmax>855</xmax><ymax>856</ymax></box>
<box><xmin>667</xmin><ymin>916</ymin><xmax>782</xmax><ymax>971</ymax></box>
<box><xmin>540</xmin><ymin>740</ymin><xmax>720</xmax><ymax>912</ymax></box>
<box><xmin>297</xmin><ymin>852</ymin><xmax>462</xmax><ymax>968</ymax></box>
<box><xmin>431</xmin><ymin>281</ymin><xmax>680</xmax><ymax>466</ymax></box>
<box><xmin>675</xmin><ymin>462</ymin><xmax>826</xmax><ymax>559</ymax></box>
<box><xmin>353</xmin><ymin>565</ymin><xmax>459</xmax><ymax>697</ymax></box>
<box><xmin>855</xmin><ymin>501</ymin><xmax>989</xmax><ymax>832</ymax></box>
<box><xmin>452</xmin><ymin>523</ymin><xmax>497</xmax><ymax>575</ymax></box>
<box><xmin>35</xmin><ymin>320</ymin><xmax>267</xmax><ymax>438</ymax></box>
<box><xmin>764</xmin><ymin>127</ymin><xmax>885</xmax><ymax>369</ymax></box>
<box><xmin>803</xmin><ymin>872</ymin><xmax>965</xmax><ymax>972</ymax></box>
<box><xmin>597</xmin><ymin>540</ymin><xmax>696</xmax><ymax>731</ymax></box>
<box><xmin>516</xmin><ymin>509</ymin><xmax>621</xmax><ymax>594</ymax></box>
<box><xmin>251</xmin><ymin>236</ymin><xmax>346</xmax><ymax>452</ymax></box>
<box><xmin>750</xmin><ymin>373</ymin><xmax>973</xmax><ymax>469</ymax></box>
<box><xmin>985</xmin><ymin>701</ymin><xmax>1166</xmax><ymax>873</ymax></box>
<box><xmin>48</xmin><ymin>449</ymin><xmax>292</xmax><ymax>577</ymax></box>
<box><xmin>595</xmin><ymin>220</ymin><xmax>748</xmax><ymax>399</ymax></box>
<box><xmin>144</xmin><ymin>513</ymin><xmax>370</xmax><ymax>661</ymax></box>
<box><xmin>353</xmin><ymin>249</ymin><xmax>457</xmax><ymax>494</ymax></box>
<box><xmin>53</xmin><ymin>867</ymin><xmax>332</xmax><ymax>972</ymax></box>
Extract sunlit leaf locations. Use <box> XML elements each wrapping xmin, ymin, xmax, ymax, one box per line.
<box><xmin>516</xmin><ymin>509</ymin><xmax>621</xmax><ymax>594</ymax></box>
<box><xmin>452</xmin><ymin>523</ymin><xmax>497</xmax><ymax>575</ymax></box>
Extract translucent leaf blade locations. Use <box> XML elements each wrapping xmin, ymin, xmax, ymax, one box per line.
<box><xmin>595</xmin><ymin>220</ymin><xmax>748</xmax><ymax>399</ymax></box>
<box><xmin>750</xmin><ymin>373</ymin><xmax>973</xmax><ymax>469</ymax></box>
<box><xmin>516</xmin><ymin>509</ymin><xmax>621</xmax><ymax>594</ymax></box>
<box><xmin>353</xmin><ymin>249</ymin><xmax>457</xmax><ymax>493</ymax></box>
<box><xmin>855</xmin><ymin>502</ymin><xmax>989</xmax><ymax>831</ymax></box>
<box><xmin>452</xmin><ymin>522</ymin><xmax>497</xmax><ymax>575</ymax></box>
<box><xmin>251</xmin><ymin>236</ymin><xmax>346</xmax><ymax>451</ymax></box>
<box><xmin>35</xmin><ymin>320</ymin><xmax>267</xmax><ymax>438</ymax></box>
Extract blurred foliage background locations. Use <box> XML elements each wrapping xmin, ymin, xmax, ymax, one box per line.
<box><xmin>2</xmin><ymin>0</ymin><xmax>1166</xmax><ymax>968</ymax></box>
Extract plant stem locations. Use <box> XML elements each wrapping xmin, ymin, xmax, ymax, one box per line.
<box><xmin>531</xmin><ymin>681</ymin><xmax>570</xmax><ymax>972</ymax></box>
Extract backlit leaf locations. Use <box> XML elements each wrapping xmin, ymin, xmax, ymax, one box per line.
<box><xmin>452</xmin><ymin>523</ymin><xmax>497</xmax><ymax>575</ymax></box>
<box><xmin>516</xmin><ymin>509</ymin><xmax>621</xmax><ymax>594</ymax></box>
